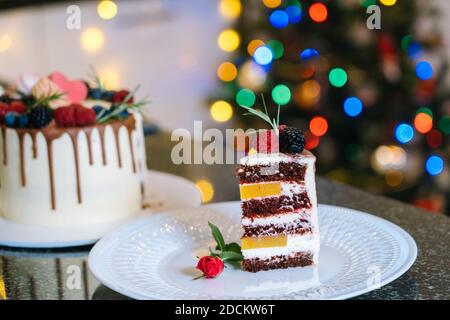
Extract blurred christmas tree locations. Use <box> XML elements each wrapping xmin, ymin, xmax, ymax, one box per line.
<box><xmin>213</xmin><ymin>0</ymin><xmax>449</xmax><ymax>214</ymax></box>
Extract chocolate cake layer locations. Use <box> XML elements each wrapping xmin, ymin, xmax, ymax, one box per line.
<box><xmin>243</xmin><ymin>221</ymin><xmax>311</xmax><ymax>237</ymax></box>
<box><xmin>242</xmin><ymin>251</ymin><xmax>314</xmax><ymax>272</ymax></box>
<box><xmin>236</xmin><ymin>162</ymin><xmax>306</xmax><ymax>184</ymax></box>
<box><xmin>242</xmin><ymin>192</ymin><xmax>311</xmax><ymax>217</ymax></box>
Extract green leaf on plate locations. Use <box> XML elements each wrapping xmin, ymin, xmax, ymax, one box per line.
<box><xmin>208</xmin><ymin>221</ymin><xmax>225</xmax><ymax>252</ymax></box>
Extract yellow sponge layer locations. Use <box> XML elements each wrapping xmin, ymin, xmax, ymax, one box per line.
<box><xmin>241</xmin><ymin>235</ymin><xmax>288</xmax><ymax>250</ymax></box>
<box><xmin>239</xmin><ymin>182</ymin><xmax>281</xmax><ymax>200</ymax></box>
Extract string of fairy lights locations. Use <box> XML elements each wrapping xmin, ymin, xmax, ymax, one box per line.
<box><xmin>212</xmin><ymin>0</ymin><xmax>448</xmax><ymax>191</ymax></box>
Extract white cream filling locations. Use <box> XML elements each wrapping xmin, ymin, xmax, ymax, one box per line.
<box><xmin>242</xmin><ymin>233</ymin><xmax>320</xmax><ymax>262</ymax></box>
<box><xmin>240</xmin><ymin>150</ymin><xmax>316</xmax><ymax>166</ymax></box>
<box><xmin>242</xmin><ymin>211</ymin><xmax>310</xmax><ymax>227</ymax></box>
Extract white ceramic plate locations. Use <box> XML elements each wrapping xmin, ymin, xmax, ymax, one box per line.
<box><xmin>88</xmin><ymin>202</ymin><xmax>417</xmax><ymax>300</ymax></box>
<box><xmin>0</xmin><ymin>170</ymin><xmax>201</xmax><ymax>249</ymax></box>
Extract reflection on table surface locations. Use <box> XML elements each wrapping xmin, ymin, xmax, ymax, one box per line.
<box><xmin>0</xmin><ymin>132</ymin><xmax>448</xmax><ymax>300</ymax></box>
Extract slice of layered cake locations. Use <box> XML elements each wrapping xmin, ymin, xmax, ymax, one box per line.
<box><xmin>236</xmin><ymin>127</ymin><xmax>319</xmax><ymax>272</ymax></box>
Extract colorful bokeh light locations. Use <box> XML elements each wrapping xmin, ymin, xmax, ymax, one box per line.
<box><xmin>309</xmin><ymin>3</ymin><xmax>328</xmax><ymax>23</ymax></box>
<box><xmin>270</xmin><ymin>10</ymin><xmax>289</xmax><ymax>28</ymax></box>
<box><xmin>300</xmin><ymin>48</ymin><xmax>319</xmax><ymax>61</ymax></box>
<box><xmin>218</xmin><ymin>29</ymin><xmax>240</xmax><ymax>52</ymax></box>
<box><xmin>309</xmin><ymin>116</ymin><xmax>328</xmax><ymax>137</ymax></box>
<box><xmin>426</xmin><ymin>129</ymin><xmax>443</xmax><ymax>148</ymax></box>
<box><xmin>272</xmin><ymin>84</ymin><xmax>291</xmax><ymax>105</ymax></box>
<box><xmin>380</xmin><ymin>0</ymin><xmax>397</xmax><ymax>6</ymax></box>
<box><xmin>97</xmin><ymin>0</ymin><xmax>118</xmax><ymax>20</ymax></box>
<box><xmin>210</xmin><ymin>100</ymin><xmax>233</xmax><ymax>122</ymax></box>
<box><xmin>219</xmin><ymin>0</ymin><xmax>242</xmax><ymax>19</ymax></box>
<box><xmin>262</xmin><ymin>0</ymin><xmax>282</xmax><ymax>9</ymax></box>
<box><xmin>425</xmin><ymin>155</ymin><xmax>444</xmax><ymax>176</ymax></box>
<box><xmin>254</xmin><ymin>46</ymin><xmax>273</xmax><ymax>66</ymax></box>
<box><xmin>416</xmin><ymin>61</ymin><xmax>433</xmax><ymax>80</ymax></box>
<box><xmin>285</xmin><ymin>5</ymin><xmax>302</xmax><ymax>23</ymax></box>
<box><xmin>236</xmin><ymin>88</ymin><xmax>256</xmax><ymax>107</ymax></box>
<box><xmin>81</xmin><ymin>27</ymin><xmax>105</xmax><ymax>53</ymax></box>
<box><xmin>414</xmin><ymin>113</ymin><xmax>433</xmax><ymax>134</ymax></box>
<box><xmin>247</xmin><ymin>39</ymin><xmax>265</xmax><ymax>56</ymax></box>
<box><xmin>305</xmin><ymin>131</ymin><xmax>319</xmax><ymax>149</ymax></box>
<box><xmin>267</xmin><ymin>40</ymin><xmax>284</xmax><ymax>59</ymax></box>
<box><xmin>195</xmin><ymin>180</ymin><xmax>214</xmax><ymax>203</ymax></box>
<box><xmin>343</xmin><ymin>97</ymin><xmax>363</xmax><ymax>117</ymax></box>
<box><xmin>329</xmin><ymin>68</ymin><xmax>348</xmax><ymax>88</ymax></box>
<box><xmin>439</xmin><ymin>115</ymin><xmax>450</xmax><ymax>134</ymax></box>
<box><xmin>395</xmin><ymin>123</ymin><xmax>414</xmax><ymax>144</ymax></box>
<box><xmin>217</xmin><ymin>62</ymin><xmax>237</xmax><ymax>82</ymax></box>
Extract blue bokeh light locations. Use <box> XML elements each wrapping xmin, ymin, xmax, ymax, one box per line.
<box><xmin>407</xmin><ymin>42</ymin><xmax>423</xmax><ymax>59</ymax></box>
<box><xmin>285</xmin><ymin>5</ymin><xmax>302</xmax><ymax>23</ymax></box>
<box><xmin>254</xmin><ymin>46</ymin><xmax>273</xmax><ymax>66</ymax></box>
<box><xmin>425</xmin><ymin>155</ymin><xmax>444</xmax><ymax>176</ymax></box>
<box><xmin>300</xmin><ymin>48</ymin><xmax>319</xmax><ymax>61</ymax></box>
<box><xmin>270</xmin><ymin>10</ymin><xmax>289</xmax><ymax>28</ymax></box>
<box><xmin>416</xmin><ymin>61</ymin><xmax>433</xmax><ymax>80</ymax></box>
<box><xmin>343</xmin><ymin>97</ymin><xmax>363</xmax><ymax>117</ymax></box>
<box><xmin>395</xmin><ymin>123</ymin><xmax>414</xmax><ymax>144</ymax></box>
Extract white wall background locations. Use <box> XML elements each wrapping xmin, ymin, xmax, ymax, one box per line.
<box><xmin>0</xmin><ymin>0</ymin><xmax>230</xmax><ymax>131</ymax></box>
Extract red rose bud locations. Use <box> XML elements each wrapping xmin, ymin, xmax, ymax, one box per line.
<box><xmin>196</xmin><ymin>256</ymin><xmax>224</xmax><ymax>279</ymax></box>
<box><xmin>54</xmin><ymin>105</ymin><xmax>77</xmax><ymax>127</ymax></box>
<box><xmin>9</xmin><ymin>101</ymin><xmax>27</xmax><ymax>114</ymax></box>
<box><xmin>74</xmin><ymin>105</ymin><xmax>96</xmax><ymax>126</ymax></box>
<box><xmin>112</xmin><ymin>90</ymin><xmax>133</xmax><ymax>104</ymax></box>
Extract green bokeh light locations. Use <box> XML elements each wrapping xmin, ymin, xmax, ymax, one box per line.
<box><xmin>272</xmin><ymin>84</ymin><xmax>291</xmax><ymax>105</ymax></box>
<box><xmin>416</xmin><ymin>107</ymin><xmax>433</xmax><ymax>118</ymax></box>
<box><xmin>401</xmin><ymin>35</ymin><xmax>412</xmax><ymax>51</ymax></box>
<box><xmin>360</xmin><ymin>0</ymin><xmax>376</xmax><ymax>8</ymax></box>
<box><xmin>329</xmin><ymin>68</ymin><xmax>348</xmax><ymax>88</ymax></box>
<box><xmin>285</xmin><ymin>0</ymin><xmax>301</xmax><ymax>8</ymax></box>
<box><xmin>267</xmin><ymin>40</ymin><xmax>284</xmax><ymax>59</ymax></box>
<box><xmin>236</xmin><ymin>88</ymin><xmax>256</xmax><ymax>107</ymax></box>
<box><xmin>439</xmin><ymin>115</ymin><xmax>450</xmax><ymax>134</ymax></box>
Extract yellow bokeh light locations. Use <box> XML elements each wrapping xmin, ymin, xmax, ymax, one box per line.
<box><xmin>98</xmin><ymin>67</ymin><xmax>120</xmax><ymax>90</ymax></box>
<box><xmin>380</xmin><ymin>0</ymin><xmax>397</xmax><ymax>6</ymax></box>
<box><xmin>97</xmin><ymin>0</ymin><xmax>118</xmax><ymax>20</ymax></box>
<box><xmin>218</xmin><ymin>29</ymin><xmax>240</xmax><ymax>52</ymax></box>
<box><xmin>262</xmin><ymin>0</ymin><xmax>282</xmax><ymax>9</ymax></box>
<box><xmin>81</xmin><ymin>27</ymin><xmax>105</xmax><ymax>53</ymax></box>
<box><xmin>217</xmin><ymin>62</ymin><xmax>238</xmax><ymax>82</ymax></box>
<box><xmin>0</xmin><ymin>34</ymin><xmax>12</xmax><ymax>52</ymax></box>
<box><xmin>196</xmin><ymin>180</ymin><xmax>214</xmax><ymax>203</ymax></box>
<box><xmin>247</xmin><ymin>39</ymin><xmax>265</xmax><ymax>56</ymax></box>
<box><xmin>219</xmin><ymin>0</ymin><xmax>242</xmax><ymax>19</ymax></box>
<box><xmin>210</xmin><ymin>100</ymin><xmax>233</xmax><ymax>122</ymax></box>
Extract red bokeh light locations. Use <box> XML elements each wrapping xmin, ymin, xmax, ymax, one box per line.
<box><xmin>309</xmin><ymin>116</ymin><xmax>328</xmax><ymax>137</ymax></box>
<box><xmin>309</xmin><ymin>3</ymin><xmax>328</xmax><ymax>23</ymax></box>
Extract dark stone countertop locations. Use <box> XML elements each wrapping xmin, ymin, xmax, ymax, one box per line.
<box><xmin>0</xmin><ymin>132</ymin><xmax>448</xmax><ymax>300</ymax></box>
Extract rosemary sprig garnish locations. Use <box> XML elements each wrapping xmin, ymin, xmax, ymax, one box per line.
<box><xmin>32</xmin><ymin>92</ymin><xmax>65</xmax><ymax>108</ymax></box>
<box><xmin>239</xmin><ymin>93</ymin><xmax>281</xmax><ymax>135</ymax></box>
<box><xmin>96</xmin><ymin>85</ymin><xmax>150</xmax><ymax>123</ymax></box>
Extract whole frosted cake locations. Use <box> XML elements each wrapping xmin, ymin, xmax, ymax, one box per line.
<box><xmin>0</xmin><ymin>72</ymin><xmax>148</xmax><ymax>227</ymax></box>
<box><xmin>236</xmin><ymin>127</ymin><xmax>319</xmax><ymax>272</ymax></box>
